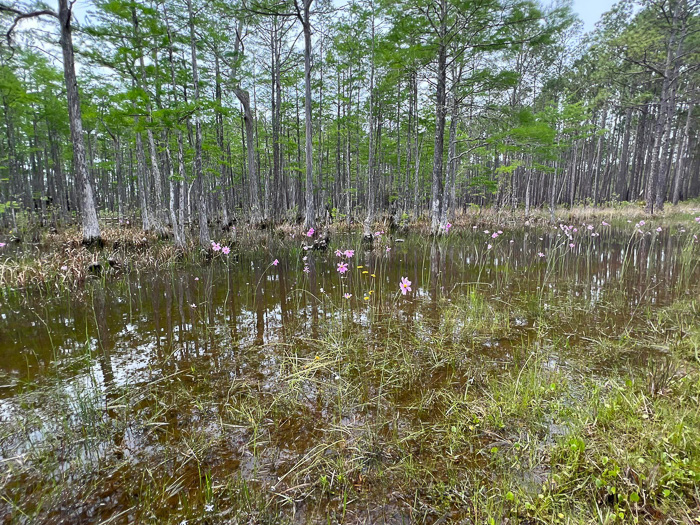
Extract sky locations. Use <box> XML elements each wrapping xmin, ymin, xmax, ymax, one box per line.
<box><xmin>572</xmin><ymin>0</ymin><xmax>617</xmax><ymax>32</ymax></box>
<box><xmin>50</xmin><ymin>0</ymin><xmax>619</xmax><ymax>34</ymax></box>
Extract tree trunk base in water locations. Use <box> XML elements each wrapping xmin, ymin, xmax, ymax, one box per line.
<box><xmin>82</xmin><ymin>236</ymin><xmax>104</xmax><ymax>249</ymax></box>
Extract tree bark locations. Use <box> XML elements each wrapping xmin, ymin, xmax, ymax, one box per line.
<box><xmin>440</xmin><ymin>91</ymin><xmax>458</xmax><ymax>230</ymax></box>
<box><xmin>58</xmin><ymin>0</ymin><xmax>101</xmax><ymax>244</ymax></box>
<box><xmin>430</xmin><ymin>0</ymin><xmax>448</xmax><ymax>234</ymax></box>
<box><xmin>186</xmin><ymin>0</ymin><xmax>210</xmax><ymax>248</ymax></box>
<box><xmin>672</xmin><ymin>100</ymin><xmax>693</xmax><ymax>205</ymax></box>
<box><xmin>296</xmin><ymin>0</ymin><xmax>315</xmax><ymax>230</ymax></box>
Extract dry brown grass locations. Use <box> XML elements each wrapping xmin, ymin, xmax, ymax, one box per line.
<box><xmin>0</xmin><ymin>225</ymin><xmax>186</xmax><ymax>290</ymax></box>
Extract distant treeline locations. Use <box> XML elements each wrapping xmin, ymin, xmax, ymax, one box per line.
<box><xmin>0</xmin><ymin>0</ymin><xmax>698</xmax><ymax>244</ymax></box>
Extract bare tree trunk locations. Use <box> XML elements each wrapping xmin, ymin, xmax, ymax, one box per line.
<box><xmin>177</xmin><ymin>132</ymin><xmax>187</xmax><ymax>242</ymax></box>
<box><xmin>440</xmin><ymin>91</ymin><xmax>458</xmax><ymax>231</ymax></box>
<box><xmin>672</xmin><ymin>100</ymin><xmax>693</xmax><ymax>205</ymax></box>
<box><xmin>412</xmin><ymin>75</ymin><xmax>421</xmax><ymax>219</ymax></box>
<box><xmin>404</xmin><ymin>72</ymin><xmax>414</xmax><ymax>217</ymax></box>
<box><xmin>233</xmin><ymin>88</ymin><xmax>263</xmax><ymax>225</ymax></box>
<box><xmin>549</xmin><ymin>158</ymin><xmax>558</xmax><ymax>223</ymax></box>
<box><xmin>295</xmin><ymin>0</ymin><xmax>315</xmax><ymax>230</ymax></box>
<box><xmin>214</xmin><ymin>51</ymin><xmax>229</xmax><ymax>228</ymax></box>
<box><xmin>524</xmin><ymin>168</ymin><xmax>532</xmax><ymax>217</ymax></box>
<box><xmin>616</xmin><ymin>107</ymin><xmax>633</xmax><ymax>201</ymax></box>
<box><xmin>647</xmin><ymin>0</ymin><xmax>685</xmax><ymax>213</ymax></box>
<box><xmin>592</xmin><ymin>108</ymin><xmax>607</xmax><ymax>206</ymax></box>
<box><xmin>430</xmin><ymin>0</ymin><xmax>447</xmax><ymax>234</ymax></box>
<box><xmin>163</xmin><ymin>3</ymin><xmax>186</xmax><ymax>247</ymax></box>
<box><xmin>131</xmin><ymin>6</ymin><xmax>166</xmax><ymax>235</ymax></box>
<box><xmin>630</xmin><ymin>106</ymin><xmax>648</xmax><ymax>199</ymax></box>
<box><xmin>186</xmin><ymin>0</ymin><xmax>210</xmax><ymax>248</ymax></box>
<box><xmin>272</xmin><ymin>18</ymin><xmax>283</xmax><ymax>222</ymax></box>
<box><xmin>363</xmin><ymin>2</ymin><xmax>376</xmax><ymax>240</ymax></box>
<box><xmin>165</xmin><ymin>139</ymin><xmax>184</xmax><ymax>248</ymax></box>
<box><xmin>58</xmin><ymin>0</ymin><xmax>100</xmax><ymax>244</ymax></box>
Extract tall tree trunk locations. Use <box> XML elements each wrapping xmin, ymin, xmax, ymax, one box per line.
<box><xmin>672</xmin><ymin>100</ymin><xmax>693</xmax><ymax>205</ymax></box>
<box><xmin>165</xmin><ymin>137</ymin><xmax>184</xmax><ymax>248</ymax></box>
<box><xmin>616</xmin><ymin>107</ymin><xmax>633</xmax><ymax>201</ymax></box>
<box><xmin>163</xmin><ymin>2</ymin><xmax>186</xmax><ymax>246</ymax></box>
<box><xmin>430</xmin><ymin>0</ymin><xmax>448</xmax><ymax>234</ymax></box>
<box><xmin>363</xmin><ymin>2</ymin><xmax>377</xmax><ymax>240</ymax></box>
<box><xmin>592</xmin><ymin>108</ymin><xmax>607</xmax><ymax>206</ymax></box>
<box><xmin>234</xmin><ymin>88</ymin><xmax>263</xmax><ymax>225</ymax></box>
<box><xmin>272</xmin><ymin>18</ymin><xmax>283</xmax><ymax>222</ymax></box>
<box><xmin>131</xmin><ymin>6</ymin><xmax>166</xmax><ymax>234</ymax></box>
<box><xmin>440</xmin><ymin>91</ymin><xmax>458</xmax><ymax>230</ymax></box>
<box><xmin>58</xmin><ymin>0</ymin><xmax>100</xmax><ymax>244</ymax></box>
<box><xmin>647</xmin><ymin>0</ymin><xmax>685</xmax><ymax>213</ymax></box>
<box><xmin>186</xmin><ymin>0</ymin><xmax>210</xmax><ymax>248</ymax></box>
<box><xmin>296</xmin><ymin>0</ymin><xmax>315</xmax><ymax>230</ymax></box>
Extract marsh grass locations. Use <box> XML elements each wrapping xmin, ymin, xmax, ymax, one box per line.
<box><xmin>2</xmin><ymin>217</ymin><xmax>700</xmax><ymax>524</ymax></box>
<box><xmin>3</xmin><ymin>285</ymin><xmax>699</xmax><ymax>523</ymax></box>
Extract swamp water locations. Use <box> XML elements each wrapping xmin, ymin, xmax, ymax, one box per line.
<box><xmin>1</xmin><ymin>222</ymin><xmax>699</xmax><ymax>524</ymax></box>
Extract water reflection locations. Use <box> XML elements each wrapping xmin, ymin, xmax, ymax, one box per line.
<box><xmin>0</xmin><ymin>227</ymin><xmax>696</xmax><ymax>399</ymax></box>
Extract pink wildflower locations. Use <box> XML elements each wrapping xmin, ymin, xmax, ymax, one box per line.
<box><xmin>343</xmin><ymin>249</ymin><xmax>354</xmax><ymax>258</ymax></box>
<box><xmin>399</xmin><ymin>276</ymin><xmax>412</xmax><ymax>295</ymax></box>
<box><xmin>487</xmin><ymin>244</ymin><xmax>492</xmax><ymax>250</ymax></box>
<box><xmin>211</xmin><ymin>242</ymin><xmax>221</xmax><ymax>252</ymax></box>
<box><xmin>273</xmin><ymin>259</ymin><xmax>279</xmax><ymax>266</ymax></box>
<box><xmin>306</xmin><ymin>227</ymin><xmax>315</xmax><ymax>237</ymax></box>
<box><xmin>538</xmin><ymin>252</ymin><xmax>545</xmax><ymax>258</ymax></box>
<box><xmin>656</xmin><ymin>227</ymin><xmax>662</xmax><ymax>232</ymax></box>
<box><xmin>303</xmin><ymin>266</ymin><xmax>310</xmax><ymax>273</ymax></box>
<box><xmin>222</xmin><ymin>246</ymin><xmax>230</xmax><ymax>255</ymax></box>
<box><xmin>344</xmin><ymin>293</ymin><xmax>352</xmax><ymax>299</ymax></box>
<box><xmin>335</xmin><ymin>249</ymin><xmax>343</xmax><ymax>257</ymax></box>
<box><xmin>337</xmin><ymin>262</ymin><xmax>349</xmax><ymax>274</ymax></box>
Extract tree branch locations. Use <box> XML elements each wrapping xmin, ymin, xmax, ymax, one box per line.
<box><xmin>0</xmin><ymin>4</ymin><xmax>58</xmax><ymax>49</ymax></box>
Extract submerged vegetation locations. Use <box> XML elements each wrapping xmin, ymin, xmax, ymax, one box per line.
<box><xmin>1</xmin><ymin>211</ymin><xmax>699</xmax><ymax>523</ymax></box>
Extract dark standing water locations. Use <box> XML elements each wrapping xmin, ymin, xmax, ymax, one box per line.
<box><xmin>1</xmin><ymin>221</ymin><xmax>699</xmax><ymax>523</ymax></box>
